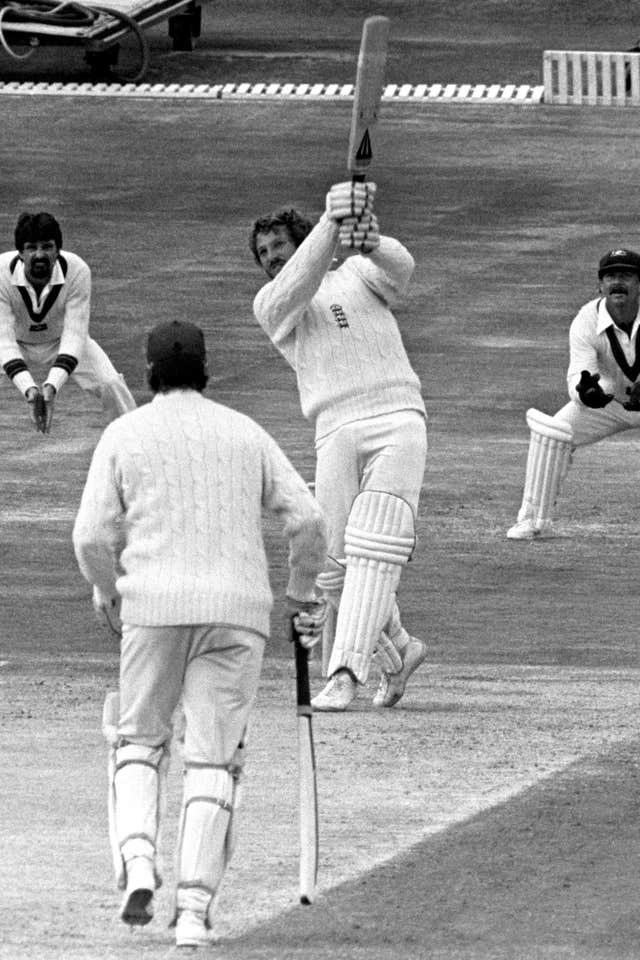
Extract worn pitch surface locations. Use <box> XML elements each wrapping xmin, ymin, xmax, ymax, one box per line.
<box><xmin>1</xmin><ymin>78</ymin><xmax>640</xmax><ymax>960</ymax></box>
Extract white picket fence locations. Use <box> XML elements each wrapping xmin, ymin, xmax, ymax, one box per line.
<box><xmin>543</xmin><ymin>49</ymin><xmax>640</xmax><ymax>105</ymax></box>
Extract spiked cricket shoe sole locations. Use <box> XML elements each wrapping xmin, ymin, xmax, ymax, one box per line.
<box><xmin>120</xmin><ymin>887</ymin><xmax>154</xmax><ymax>926</ymax></box>
<box><xmin>120</xmin><ymin>856</ymin><xmax>155</xmax><ymax>926</ymax></box>
<box><xmin>373</xmin><ymin>637</ymin><xmax>428</xmax><ymax>708</ymax></box>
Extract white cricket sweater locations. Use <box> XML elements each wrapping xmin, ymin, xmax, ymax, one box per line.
<box><xmin>72</xmin><ymin>390</ymin><xmax>327</xmax><ymax>635</ymax></box>
<box><xmin>253</xmin><ymin>213</ymin><xmax>426</xmax><ymax>439</ymax></box>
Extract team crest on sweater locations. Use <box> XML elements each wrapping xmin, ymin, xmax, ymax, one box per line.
<box><xmin>329</xmin><ymin>303</ymin><xmax>349</xmax><ymax>328</ymax></box>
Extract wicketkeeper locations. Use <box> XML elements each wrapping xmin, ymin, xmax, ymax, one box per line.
<box><xmin>72</xmin><ymin>320</ymin><xmax>327</xmax><ymax>948</ymax></box>
<box><xmin>0</xmin><ymin>211</ymin><xmax>136</xmax><ymax>433</ymax></box>
<box><xmin>507</xmin><ymin>248</ymin><xmax>640</xmax><ymax>539</ymax></box>
<box><xmin>250</xmin><ymin>180</ymin><xmax>428</xmax><ymax>712</ymax></box>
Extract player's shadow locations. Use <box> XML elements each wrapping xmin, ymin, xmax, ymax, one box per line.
<box><xmin>222</xmin><ymin>741</ymin><xmax>640</xmax><ymax>960</ymax></box>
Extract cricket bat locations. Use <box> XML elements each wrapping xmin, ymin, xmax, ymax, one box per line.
<box><xmin>346</xmin><ymin>15</ymin><xmax>390</xmax><ymax>182</ymax></box>
<box><xmin>292</xmin><ymin>616</ymin><xmax>318</xmax><ymax>905</ymax></box>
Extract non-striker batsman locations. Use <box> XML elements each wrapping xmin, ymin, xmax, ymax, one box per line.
<box><xmin>72</xmin><ymin>320</ymin><xmax>327</xmax><ymax>947</ymax></box>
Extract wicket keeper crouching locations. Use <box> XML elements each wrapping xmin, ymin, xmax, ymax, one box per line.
<box><xmin>0</xmin><ymin>211</ymin><xmax>135</xmax><ymax>433</ymax></box>
<box><xmin>72</xmin><ymin>320</ymin><xmax>327</xmax><ymax>947</ymax></box>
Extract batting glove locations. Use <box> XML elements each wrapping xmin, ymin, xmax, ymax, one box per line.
<box><xmin>92</xmin><ymin>585</ymin><xmax>122</xmax><ymax>638</ymax></box>
<box><xmin>286</xmin><ymin>597</ymin><xmax>328</xmax><ymax>651</ymax></box>
<box><xmin>325</xmin><ymin>180</ymin><xmax>376</xmax><ymax>222</ymax></box>
<box><xmin>575</xmin><ymin>370</ymin><xmax>613</xmax><ymax>408</ymax></box>
<box><xmin>338</xmin><ymin>212</ymin><xmax>380</xmax><ymax>253</ymax></box>
<box><xmin>624</xmin><ymin>382</ymin><xmax>640</xmax><ymax>410</ymax></box>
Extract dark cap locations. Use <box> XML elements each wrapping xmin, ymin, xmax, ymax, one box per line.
<box><xmin>598</xmin><ymin>248</ymin><xmax>640</xmax><ymax>278</ymax></box>
<box><xmin>146</xmin><ymin>320</ymin><xmax>206</xmax><ymax>365</ymax></box>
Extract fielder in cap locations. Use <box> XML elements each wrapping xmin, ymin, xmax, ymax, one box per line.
<box><xmin>0</xmin><ymin>211</ymin><xmax>136</xmax><ymax>433</ymax></box>
<box><xmin>72</xmin><ymin>319</ymin><xmax>327</xmax><ymax>947</ymax></box>
<box><xmin>250</xmin><ymin>181</ymin><xmax>428</xmax><ymax>712</ymax></box>
<box><xmin>508</xmin><ymin>247</ymin><xmax>640</xmax><ymax>539</ymax></box>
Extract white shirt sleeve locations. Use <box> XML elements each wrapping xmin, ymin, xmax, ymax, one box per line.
<box><xmin>253</xmin><ymin>214</ymin><xmax>339</xmax><ymax>350</ymax></box>
<box><xmin>46</xmin><ymin>256</ymin><xmax>92</xmax><ymax>392</ymax></box>
<box><xmin>567</xmin><ymin>304</ymin><xmax>599</xmax><ymax>401</ymax></box>
<box><xmin>346</xmin><ymin>235</ymin><xmax>415</xmax><ymax>307</ymax></box>
<box><xmin>72</xmin><ymin>427</ymin><xmax>124</xmax><ymax>597</ymax></box>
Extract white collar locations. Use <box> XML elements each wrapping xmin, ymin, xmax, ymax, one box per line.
<box><xmin>11</xmin><ymin>257</ymin><xmax>65</xmax><ymax>291</ymax></box>
<box><xmin>596</xmin><ymin>296</ymin><xmax>640</xmax><ymax>336</ymax></box>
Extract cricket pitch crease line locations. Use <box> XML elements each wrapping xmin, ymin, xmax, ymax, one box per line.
<box><xmin>222</xmin><ymin>755</ymin><xmax>591</xmax><ymax>939</ymax></box>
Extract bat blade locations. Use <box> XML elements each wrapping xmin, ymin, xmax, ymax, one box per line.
<box><xmin>346</xmin><ymin>15</ymin><xmax>390</xmax><ymax>179</ymax></box>
<box><xmin>292</xmin><ymin>619</ymin><xmax>319</xmax><ymax>905</ymax></box>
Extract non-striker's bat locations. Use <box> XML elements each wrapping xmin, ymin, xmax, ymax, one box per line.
<box><xmin>291</xmin><ymin>616</ymin><xmax>318</xmax><ymax>905</ymax></box>
<box><xmin>346</xmin><ymin>15</ymin><xmax>391</xmax><ymax>182</ymax></box>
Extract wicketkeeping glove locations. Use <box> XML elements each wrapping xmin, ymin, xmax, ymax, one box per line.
<box><xmin>26</xmin><ymin>384</ymin><xmax>55</xmax><ymax>433</ymax></box>
<box><xmin>575</xmin><ymin>370</ymin><xmax>613</xmax><ymax>408</ymax></box>
<box><xmin>286</xmin><ymin>597</ymin><xmax>328</xmax><ymax>651</ymax></box>
<box><xmin>26</xmin><ymin>387</ymin><xmax>46</xmax><ymax>433</ymax></box>
<box><xmin>325</xmin><ymin>180</ymin><xmax>376</xmax><ymax>222</ymax></box>
<box><xmin>624</xmin><ymin>382</ymin><xmax>640</xmax><ymax>411</ymax></box>
<box><xmin>338</xmin><ymin>212</ymin><xmax>380</xmax><ymax>253</ymax></box>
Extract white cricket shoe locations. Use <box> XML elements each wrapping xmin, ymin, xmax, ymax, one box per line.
<box><xmin>506</xmin><ymin>518</ymin><xmax>552</xmax><ymax>540</ymax></box>
<box><xmin>175</xmin><ymin>909</ymin><xmax>211</xmax><ymax>948</ymax></box>
<box><xmin>373</xmin><ymin>637</ymin><xmax>428</xmax><ymax>709</ymax></box>
<box><xmin>311</xmin><ymin>669</ymin><xmax>358</xmax><ymax>711</ymax></box>
<box><xmin>119</xmin><ymin>856</ymin><xmax>155</xmax><ymax>926</ymax></box>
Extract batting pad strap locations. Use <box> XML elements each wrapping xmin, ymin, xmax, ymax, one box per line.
<box><xmin>316</xmin><ymin>557</ymin><xmax>346</xmax><ymax>605</ymax></box>
<box><xmin>526</xmin><ymin>408</ymin><xmax>574</xmax><ymax>444</ymax></box>
<box><xmin>344</xmin><ymin>491</ymin><xmax>416</xmax><ymax>564</ymax></box>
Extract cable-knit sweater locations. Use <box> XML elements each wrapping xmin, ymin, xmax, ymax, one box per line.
<box><xmin>253</xmin><ymin>213</ymin><xmax>426</xmax><ymax>439</ymax></box>
<box><xmin>72</xmin><ymin>390</ymin><xmax>327</xmax><ymax>635</ymax></box>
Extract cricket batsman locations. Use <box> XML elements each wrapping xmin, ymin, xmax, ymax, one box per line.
<box><xmin>250</xmin><ymin>180</ymin><xmax>428</xmax><ymax>711</ymax></box>
<box><xmin>0</xmin><ymin>211</ymin><xmax>136</xmax><ymax>433</ymax></box>
<box><xmin>72</xmin><ymin>319</ymin><xmax>327</xmax><ymax>947</ymax></box>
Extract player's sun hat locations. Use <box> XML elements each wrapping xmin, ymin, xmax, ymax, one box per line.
<box><xmin>598</xmin><ymin>248</ymin><xmax>640</xmax><ymax>278</ymax></box>
<box><xmin>146</xmin><ymin>320</ymin><xmax>206</xmax><ymax>364</ymax></box>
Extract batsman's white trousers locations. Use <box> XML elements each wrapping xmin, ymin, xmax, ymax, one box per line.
<box><xmin>118</xmin><ymin>624</ymin><xmax>265</xmax><ymax>765</ymax></box>
<box><xmin>314</xmin><ymin>410</ymin><xmax>427</xmax><ymax>555</ymax></box>
<box><xmin>553</xmin><ymin>398</ymin><xmax>640</xmax><ymax>445</ymax></box>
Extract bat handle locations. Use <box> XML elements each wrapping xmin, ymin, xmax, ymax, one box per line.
<box><xmin>291</xmin><ymin>616</ymin><xmax>311</xmax><ymax>708</ymax></box>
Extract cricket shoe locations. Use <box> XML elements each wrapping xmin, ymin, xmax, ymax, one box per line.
<box><xmin>506</xmin><ymin>518</ymin><xmax>552</xmax><ymax>540</ymax></box>
<box><xmin>373</xmin><ymin>637</ymin><xmax>428</xmax><ymax>709</ymax></box>
<box><xmin>311</xmin><ymin>669</ymin><xmax>358</xmax><ymax>711</ymax></box>
<box><xmin>175</xmin><ymin>909</ymin><xmax>211</xmax><ymax>948</ymax></box>
<box><xmin>120</xmin><ymin>856</ymin><xmax>155</xmax><ymax>926</ymax></box>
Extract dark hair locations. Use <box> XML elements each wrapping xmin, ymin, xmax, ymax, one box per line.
<box><xmin>14</xmin><ymin>212</ymin><xmax>63</xmax><ymax>251</ymax></box>
<box><xmin>249</xmin><ymin>207</ymin><xmax>314</xmax><ymax>263</ymax></box>
<box><xmin>147</xmin><ymin>355</ymin><xmax>208</xmax><ymax>394</ymax></box>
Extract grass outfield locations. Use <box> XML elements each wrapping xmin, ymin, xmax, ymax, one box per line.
<box><xmin>1</xmin><ymin>95</ymin><xmax>640</xmax><ymax>958</ymax></box>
